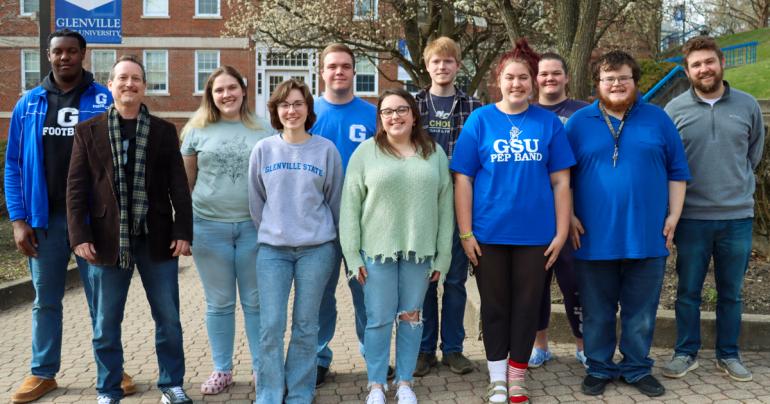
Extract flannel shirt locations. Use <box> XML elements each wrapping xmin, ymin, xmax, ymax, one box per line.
<box><xmin>415</xmin><ymin>86</ymin><xmax>482</xmax><ymax>160</ymax></box>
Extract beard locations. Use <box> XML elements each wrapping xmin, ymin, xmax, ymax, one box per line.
<box><xmin>598</xmin><ymin>89</ymin><xmax>637</xmax><ymax>113</ymax></box>
<box><xmin>691</xmin><ymin>68</ymin><xmax>724</xmax><ymax>94</ymax></box>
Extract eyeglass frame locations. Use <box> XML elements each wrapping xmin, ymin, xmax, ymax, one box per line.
<box><xmin>598</xmin><ymin>75</ymin><xmax>634</xmax><ymax>85</ymax></box>
<box><xmin>379</xmin><ymin>105</ymin><xmax>411</xmax><ymax>117</ymax></box>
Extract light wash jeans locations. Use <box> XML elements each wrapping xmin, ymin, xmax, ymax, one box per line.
<box><xmin>88</xmin><ymin>237</ymin><xmax>184</xmax><ymax>400</ymax></box>
<box><xmin>317</xmin><ymin>243</ymin><xmax>367</xmax><ymax>368</ymax></box>
<box><xmin>256</xmin><ymin>241</ymin><xmax>336</xmax><ymax>404</ymax></box>
<box><xmin>362</xmin><ymin>253</ymin><xmax>432</xmax><ymax>386</ymax></box>
<box><xmin>29</xmin><ymin>211</ymin><xmax>92</xmax><ymax>379</ymax></box>
<box><xmin>192</xmin><ymin>216</ymin><xmax>260</xmax><ymax>373</ymax></box>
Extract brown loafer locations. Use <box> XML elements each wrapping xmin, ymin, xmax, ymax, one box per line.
<box><xmin>11</xmin><ymin>376</ymin><xmax>57</xmax><ymax>403</ymax></box>
<box><xmin>121</xmin><ymin>372</ymin><xmax>137</xmax><ymax>396</ymax></box>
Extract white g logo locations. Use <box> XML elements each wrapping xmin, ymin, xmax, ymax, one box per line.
<box><xmin>95</xmin><ymin>93</ymin><xmax>108</xmax><ymax>106</ymax></box>
<box><xmin>57</xmin><ymin>108</ymin><xmax>79</xmax><ymax>127</ymax></box>
<box><xmin>349</xmin><ymin>124</ymin><xmax>368</xmax><ymax>142</ymax></box>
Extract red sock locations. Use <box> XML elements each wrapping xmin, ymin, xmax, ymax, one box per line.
<box><xmin>507</xmin><ymin>359</ymin><xmax>528</xmax><ymax>403</ymax></box>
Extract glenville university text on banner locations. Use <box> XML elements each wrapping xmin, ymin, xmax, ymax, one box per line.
<box><xmin>55</xmin><ymin>0</ymin><xmax>122</xmax><ymax>44</ymax></box>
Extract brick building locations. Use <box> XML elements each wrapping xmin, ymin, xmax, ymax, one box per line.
<box><xmin>0</xmin><ymin>0</ymin><xmax>403</xmax><ymax>136</ymax></box>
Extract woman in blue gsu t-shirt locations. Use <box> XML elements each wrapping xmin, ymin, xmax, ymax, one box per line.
<box><xmin>448</xmin><ymin>39</ymin><xmax>575</xmax><ymax>404</ymax></box>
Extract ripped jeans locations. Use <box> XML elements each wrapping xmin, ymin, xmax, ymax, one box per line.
<box><xmin>362</xmin><ymin>252</ymin><xmax>432</xmax><ymax>387</ymax></box>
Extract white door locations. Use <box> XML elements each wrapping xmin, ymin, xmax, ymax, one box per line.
<box><xmin>260</xmin><ymin>71</ymin><xmax>311</xmax><ymax>119</ymax></box>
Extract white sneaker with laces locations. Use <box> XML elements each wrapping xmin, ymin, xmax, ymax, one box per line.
<box><xmin>97</xmin><ymin>394</ymin><xmax>119</xmax><ymax>404</ymax></box>
<box><xmin>366</xmin><ymin>387</ymin><xmax>386</xmax><ymax>404</ymax></box>
<box><xmin>396</xmin><ymin>384</ymin><xmax>418</xmax><ymax>404</ymax></box>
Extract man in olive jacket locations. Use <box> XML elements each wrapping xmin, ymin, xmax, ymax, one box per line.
<box><xmin>66</xmin><ymin>55</ymin><xmax>193</xmax><ymax>404</ymax></box>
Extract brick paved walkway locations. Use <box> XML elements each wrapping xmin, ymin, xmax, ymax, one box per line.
<box><xmin>1</xmin><ymin>258</ymin><xmax>769</xmax><ymax>403</ymax></box>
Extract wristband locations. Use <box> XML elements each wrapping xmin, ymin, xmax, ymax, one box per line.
<box><xmin>459</xmin><ymin>231</ymin><xmax>474</xmax><ymax>240</ymax></box>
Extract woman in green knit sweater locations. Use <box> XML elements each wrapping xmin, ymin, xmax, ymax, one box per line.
<box><xmin>340</xmin><ymin>88</ymin><xmax>454</xmax><ymax>404</ymax></box>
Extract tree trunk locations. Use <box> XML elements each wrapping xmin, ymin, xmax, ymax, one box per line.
<box><xmin>494</xmin><ymin>0</ymin><xmax>521</xmax><ymax>46</ymax></box>
<box><xmin>556</xmin><ymin>0</ymin><xmax>579</xmax><ymax>56</ymax></box>
<box><xmin>569</xmin><ymin>0</ymin><xmax>601</xmax><ymax>100</ymax></box>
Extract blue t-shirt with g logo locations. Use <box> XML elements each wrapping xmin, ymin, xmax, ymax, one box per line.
<box><xmin>450</xmin><ymin>104</ymin><xmax>575</xmax><ymax>245</ymax></box>
<box><xmin>311</xmin><ymin>96</ymin><xmax>376</xmax><ymax>172</ymax></box>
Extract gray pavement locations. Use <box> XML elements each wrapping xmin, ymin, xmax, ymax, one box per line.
<box><xmin>1</xmin><ymin>257</ymin><xmax>770</xmax><ymax>403</ymax></box>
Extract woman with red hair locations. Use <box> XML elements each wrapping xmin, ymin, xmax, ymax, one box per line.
<box><xmin>450</xmin><ymin>39</ymin><xmax>575</xmax><ymax>404</ymax></box>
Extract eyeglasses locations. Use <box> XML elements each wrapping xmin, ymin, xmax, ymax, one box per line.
<box><xmin>380</xmin><ymin>106</ymin><xmax>411</xmax><ymax>117</ymax></box>
<box><xmin>599</xmin><ymin>76</ymin><xmax>633</xmax><ymax>85</ymax></box>
<box><xmin>278</xmin><ymin>101</ymin><xmax>306</xmax><ymax>110</ymax></box>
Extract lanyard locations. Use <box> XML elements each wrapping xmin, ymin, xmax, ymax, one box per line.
<box><xmin>599</xmin><ymin>103</ymin><xmax>631</xmax><ymax>168</ymax></box>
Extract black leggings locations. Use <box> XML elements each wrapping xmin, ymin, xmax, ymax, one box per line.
<box><xmin>475</xmin><ymin>243</ymin><xmax>549</xmax><ymax>363</ymax></box>
<box><xmin>537</xmin><ymin>243</ymin><xmax>583</xmax><ymax>338</ymax></box>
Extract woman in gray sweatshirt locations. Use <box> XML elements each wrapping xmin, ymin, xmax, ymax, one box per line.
<box><xmin>248</xmin><ymin>79</ymin><xmax>343</xmax><ymax>404</ymax></box>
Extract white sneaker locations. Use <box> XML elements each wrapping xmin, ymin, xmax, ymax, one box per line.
<box><xmin>396</xmin><ymin>384</ymin><xmax>418</xmax><ymax>404</ymax></box>
<box><xmin>366</xmin><ymin>387</ymin><xmax>386</xmax><ymax>404</ymax></box>
<box><xmin>97</xmin><ymin>395</ymin><xmax>119</xmax><ymax>404</ymax></box>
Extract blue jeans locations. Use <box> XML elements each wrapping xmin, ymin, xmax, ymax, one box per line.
<box><xmin>317</xmin><ymin>244</ymin><xmax>367</xmax><ymax>368</ymax></box>
<box><xmin>192</xmin><ymin>217</ymin><xmax>260</xmax><ymax>372</ymax></box>
<box><xmin>575</xmin><ymin>257</ymin><xmax>665</xmax><ymax>382</ymax></box>
<box><xmin>674</xmin><ymin>218</ymin><xmax>753</xmax><ymax>360</ymax></box>
<box><xmin>363</xmin><ymin>253</ymin><xmax>432</xmax><ymax>386</ymax></box>
<box><xmin>28</xmin><ymin>211</ymin><xmax>92</xmax><ymax>379</ymax></box>
<box><xmin>89</xmin><ymin>237</ymin><xmax>185</xmax><ymax>399</ymax></box>
<box><xmin>421</xmin><ymin>229</ymin><xmax>468</xmax><ymax>354</ymax></box>
<box><xmin>256</xmin><ymin>241</ymin><xmax>336</xmax><ymax>404</ymax></box>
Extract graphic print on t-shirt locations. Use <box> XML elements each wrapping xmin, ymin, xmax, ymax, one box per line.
<box><xmin>427</xmin><ymin>94</ymin><xmax>455</xmax><ymax>154</ymax></box>
<box><xmin>490</xmin><ymin>126</ymin><xmax>542</xmax><ymax>162</ymax></box>
<box><xmin>209</xmin><ymin>135</ymin><xmax>251</xmax><ymax>183</ymax></box>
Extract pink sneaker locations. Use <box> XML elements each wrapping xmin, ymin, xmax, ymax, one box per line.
<box><xmin>201</xmin><ymin>371</ymin><xmax>233</xmax><ymax>395</ymax></box>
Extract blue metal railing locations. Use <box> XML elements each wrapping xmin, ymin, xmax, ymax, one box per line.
<box><xmin>663</xmin><ymin>41</ymin><xmax>758</xmax><ymax>68</ymax></box>
<box><xmin>643</xmin><ymin>65</ymin><xmax>684</xmax><ymax>102</ymax></box>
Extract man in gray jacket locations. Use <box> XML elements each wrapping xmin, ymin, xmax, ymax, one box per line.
<box><xmin>663</xmin><ymin>36</ymin><xmax>765</xmax><ymax>382</ymax></box>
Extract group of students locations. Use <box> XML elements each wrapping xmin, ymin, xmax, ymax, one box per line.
<box><xmin>6</xmin><ymin>28</ymin><xmax>765</xmax><ymax>404</ymax></box>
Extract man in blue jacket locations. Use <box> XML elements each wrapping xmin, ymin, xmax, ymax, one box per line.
<box><xmin>5</xmin><ymin>29</ymin><xmax>134</xmax><ymax>403</ymax></box>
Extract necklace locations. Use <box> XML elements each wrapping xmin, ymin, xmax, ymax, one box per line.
<box><xmin>428</xmin><ymin>92</ymin><xmax>458</xmax><ymax>120</ymax></box>
<box><xmin>500</xmin><ymin>104</ymin><xmax>530</xmax><ymax>142</ymax></box>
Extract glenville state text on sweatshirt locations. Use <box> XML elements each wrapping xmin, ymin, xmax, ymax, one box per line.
<box><xmin>248</xmin><ymin>134</ymin><xmax>343</xmax><ymax>247</ymax></box>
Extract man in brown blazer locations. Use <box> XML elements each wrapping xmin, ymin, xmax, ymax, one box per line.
<box><xmin>66</xmin><ymin>55</ymin><xmax>193</xmax><ymax>404</ymax></box>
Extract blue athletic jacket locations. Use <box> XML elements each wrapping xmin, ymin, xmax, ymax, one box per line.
<box><xmin>5</xmin><ymin>81</ymin><xmax>112</xmax><ymax>228</ymax></box>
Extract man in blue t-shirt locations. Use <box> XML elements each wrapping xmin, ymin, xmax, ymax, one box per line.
<box><xmin>566</xmin><ymin>51</ymin><xmax>690</xmax><ymax>398</ymax></box>
<box><xmin>413</xmin><ymin>36</ymin><xmax>481</xmax><ymax>377</ymax></box>
<box><xmin>529</xmin><ymin>51</ymin><xmax>590</xmax><ymax>369</ymax></box>
<box><xmin>310</xmin><ymin>43</ymin><xmax>377</xmax><ymax>387</ymax></box>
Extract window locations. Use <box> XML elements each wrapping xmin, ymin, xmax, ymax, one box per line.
<box><xmin>91</xmin><ymin>50</ymin><xmax>115</xmax><ymax>86</ymax></box>
<box><xmin>403</xmin><ymin>79</ymin><xmax>420</xmax><ymax>94</ymax></box>
<box><xmin>195</xmin><ymin>50</ymin><xmax>219</xmax><ymax>93</ymax></box>
<box><xmin>355</xmin><ymin>56</ymin><xmax>377</xmax><ymax>95</ymax></box>
<box><xmin>195</xmin><ymin>0</ymin><xmax>220</xmax><ymax>17</ymax></box>
<box><xmin>353</xmin><ymin>0</ymin><xmax>377</xmax><ymax>19</ymax></box>
<box><xmin>143</xmin><ymin>0</ymin><xmax>168</xmax><ymax>17</ymax></box>
<box><xmin>21</xmin><ymin>50</ymin><xmax>40</xmax><ymax>91</ymax></box>
<box><xmin>20</xmin><ymin>0</ymin><xmax>39</xmax><ymax>16</ymax></box>
<box><xmin>144</xmin><ymin>50</ymin><xmax>168</xmax><ymax>94</ymax></box>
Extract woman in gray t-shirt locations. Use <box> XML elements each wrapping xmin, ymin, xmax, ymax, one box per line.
<box><xmin>180</xmin><ymin>66</ymin><xmax>270</xmax><ymax>396</ymax></box>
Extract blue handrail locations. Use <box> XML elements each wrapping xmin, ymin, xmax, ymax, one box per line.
<box><xmin>643</xmin><ymin>65</ymin><xmax>684</xmax><ymax>102</ymax></box>
<box><xmin>664</xmin><ymin>41</ymin><xmax>758</xmax><ymax>67</ymax></box>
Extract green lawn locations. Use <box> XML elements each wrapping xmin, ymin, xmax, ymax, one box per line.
<box><xmin>718</xmin><ymin>28</ymin><xmax>770</xmax><ymax>99</ymax></box>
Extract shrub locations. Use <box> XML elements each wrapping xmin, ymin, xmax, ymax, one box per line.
<box><xmin>638</xmin><ymin>59</ymin><xmax>679</xmax><ymax>94</ymax></box>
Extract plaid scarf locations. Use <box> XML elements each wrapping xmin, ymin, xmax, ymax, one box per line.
<box><xmin>107</xmin><ymin>104</ymin><xmax>150</xmax><ymax>271</ymax></box>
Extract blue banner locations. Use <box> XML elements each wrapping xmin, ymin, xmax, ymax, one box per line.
<box><xmin>55</xmin><ymin>0</ymin><xmax>122</xmax><ymax>44</ymax></box>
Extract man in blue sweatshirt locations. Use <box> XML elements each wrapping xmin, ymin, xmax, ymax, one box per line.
<box><xmin>664</xmin><ymin>36</ymin><xmax>765</xmax><ymax>383</ymax></box>
<box><xmin>5</xmin><ymin>30</ymin><xmax>136</xmax><ymax>403</ymax></box>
